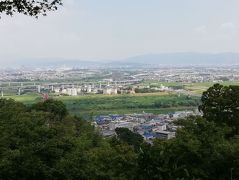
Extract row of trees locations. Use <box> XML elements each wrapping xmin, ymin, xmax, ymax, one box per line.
<box><xmin>0</xmin><ymin>84</ymin><xmax>239</xmax><ymax>179</ymax></box>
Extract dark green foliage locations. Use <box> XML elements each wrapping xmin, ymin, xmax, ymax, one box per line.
<box><xmin>135</xmin><ymin>88</ymin><xmax>158</xmax><ymax>93</ymax></box>
<box><xmin>0</xmin><ymin>99</ymin><xmax>74</xmax><ymax>180</ymax></box>
<box><xmin>0</xmin><ymin>0</ymin><xmax>62</xmax><ymax>17</ymax></box>
<box><xmin>1</xmin><ymin>82</ymin><xmax>239</xmax><ymax>180</ymax></box>
<box><xmin>200</xmin><ymin>83</ymin><xmax>239</xmax><ymax>135</ymax></box>
<box><xmin>0</xmin><ymin>99</ymin><xmax>138</xmax><ymax>179</ymax></box>
<box><xmin>57</xmin><ymin>144</ymin><xmax>137</xmax><ymax>179</ymax></box>
<box><xmin>0</xmin><ymin>98</ymin><xmax>27</xmax><ymax>119</ymax></box>
<box><xmin>115</xmin><ymin>127</ymin><xmax>144</xmax><ymax>151</ymax></box>
<box><xmin>137</xmin><ymin>117</ymin><xmax>239</xmax><ymax>179</ymax></box>
<box><xmin>30</xmin><ymin>99</ymin><xmax>68</xmax><ymax>120</ymax></box>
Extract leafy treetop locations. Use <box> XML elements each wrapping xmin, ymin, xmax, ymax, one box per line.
<box><xmin>199</xmin><ymin>83</ymin><xmax>239</xmax><ymax>135</ymax></box>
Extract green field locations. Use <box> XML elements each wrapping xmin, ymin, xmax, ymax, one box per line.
<box><xmin>138</xmin><ymin>80</ymin><xmax>239</xmax><ymax>94</ymax></box>
<box><xmin>4</xmin><ymin>80</ymin><xmax>239</xmax><ymax>119</ymax></box>
<box><xmin>4</xmin><ymin>92</ymin><xmax>200</xmax><ymax>119</ymax></box>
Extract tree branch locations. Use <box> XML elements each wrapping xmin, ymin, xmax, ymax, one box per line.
<box><xmin>0</xmin><ymin>0</ymin><xmax>62</xmax><ymax>17</ymax></box>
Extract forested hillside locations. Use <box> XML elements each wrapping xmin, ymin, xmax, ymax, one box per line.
<box><xmin>0</xmin><ymin>84</ymin><xmax>239</xmax><ymax>179</ymax></box>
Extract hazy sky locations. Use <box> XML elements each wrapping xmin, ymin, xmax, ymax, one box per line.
<box><xmin>1</xmin><ymin>0</ymin><xmax>239</xmax><ymax>61</ymax></box>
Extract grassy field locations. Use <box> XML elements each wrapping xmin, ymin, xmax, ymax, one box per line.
<box><xmin>184</xmin><ymin>81</ymin><xmax>239</xmax><ymax>94</ymax></box>
<box><xmin>4</xmin><ymin>92</ymin><xmax>200</xmax><ymax>119</ymax></box>
<box><xmin>138</xmin><ymin>80</ymin><xmax>239</xmax><ymax>95</ymax></box>
<box><xmin>5</xmin><ymin>80</ymin><xmax>239</xmax><ymax>119</ymax></box>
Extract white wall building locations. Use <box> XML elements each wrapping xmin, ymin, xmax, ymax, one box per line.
<box><xmin>103</xmin><ymin>87</ymin><xmax>117</xmax><ymax>95</ymax></box>
<box><xmin>54</xmin><ymin>88</ymin><xmax>60</xmax><ymax>93</ymax></box>
<box><xmin>61</xmin><ymin>88</ymin><xmax>78</xmax><ymax>96</ymax></box>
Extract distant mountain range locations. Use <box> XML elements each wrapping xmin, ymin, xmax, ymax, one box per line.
<box><xmin>1</xmin><ymin>52</ymin><xmax>239</xmax><ymax>68</ymax></box>
<box><xmin>117</xmin><ymin>52</ymin><xmax>239</xmax><ymax>66</ymax></box>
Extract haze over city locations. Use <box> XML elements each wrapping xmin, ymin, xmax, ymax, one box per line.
<box><xmin>1</xmin><ymin>0</ymin><xmax>239</xmax><ymax>66</ymax></box>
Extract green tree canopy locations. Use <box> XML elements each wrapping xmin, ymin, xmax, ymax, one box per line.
<box><xmin>115</xmin><ymin>127</ymin><xmax>144</xmax><ymax>151</ymax></box>
<box><xmin>1</xmin><ymin>83</ymin><xmax>239</xmax><ymax>180</ymax></box>
<box><xmin>137</xmin><ymin>116</ymin><xmax>239</xmax><ymax>179</ymax></box>
<box><xmin>0</xmin><ymin>99</ymin><xmax>138</xmax><ymax>179</ymax></box>
<box><xmin>30</xmin><ymin>99</ymin><xmax>68</xmax><ymax>120</ymax></box>
<box><xmin>0</xmin><ymin>99</ymin><xmax>74</xmax><ymax>179</ymax></box>
<box><xmin>199</xmin><ymin>83</ymin><xmax>239</xmax><ymax>135</ymax></box>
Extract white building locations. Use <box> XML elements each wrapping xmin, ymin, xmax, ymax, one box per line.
<box><xmin>155</xmin><ymin>131</ymin><xmax>175</xmax><ymax>140</ymax></box>
<box><xmin>62</xmin><ymin>88</ymin><xmax>78</xmax><ymax>96</ymax></box>
<box><xmin>103</xmin><ymin>87</ymin><xmax>117</xmax><ymax>95</ymax></box>
<box><xmin>159</xmin><ymin>84</ymin><xmax>169</xmax><ymax>91</ymax></box>
<box><xmin>62</xmin><ymin>89</ymin><xmax>67</xmax><ymax>94</ymax></box>
<box><xmin>54</xmin><ymin>88</ymin><xmax>60</xmax><ymax>93</ymax></box>
<box><xmin>77</xmin><ymin>88</ymin><xmax>82</xmax><ymax>94</ymax></box>
<box><xmin>67</xmin><ymin>88</ymin><xmax>72</xmax><ymax>95</ymax></box>
<box><xmin>87</xmin><ymin>86</ymin><xmax>92</xmax><ymax>93</ymax></box>
<box><xmin>152</xmin><ymin>124</ymin><xmax>167</xmax><ymax>132</ymax></box>
<box><xmin>71</xmin><ymin>88</ymin><xmax>77</xmax><ymax>96</ymax></box>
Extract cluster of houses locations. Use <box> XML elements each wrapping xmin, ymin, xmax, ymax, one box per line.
<box><xmin>93</xmin><ymin>110</ymin><xmax>200</xmax><ymax>142</ymax></box>
<box><xmin>54</xmin><ymin>86</ymin><xmax>94</xmax><ymax>96</ymax></box>
<box><xmin>1</xmin><ymin>82</ymin><xmax>172</xmax><ymax>97</ymax></box>
<box><xmin>52</xmin><ymin>83</ymin><xmax>172</xmax><ymax>96</ymax></box>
